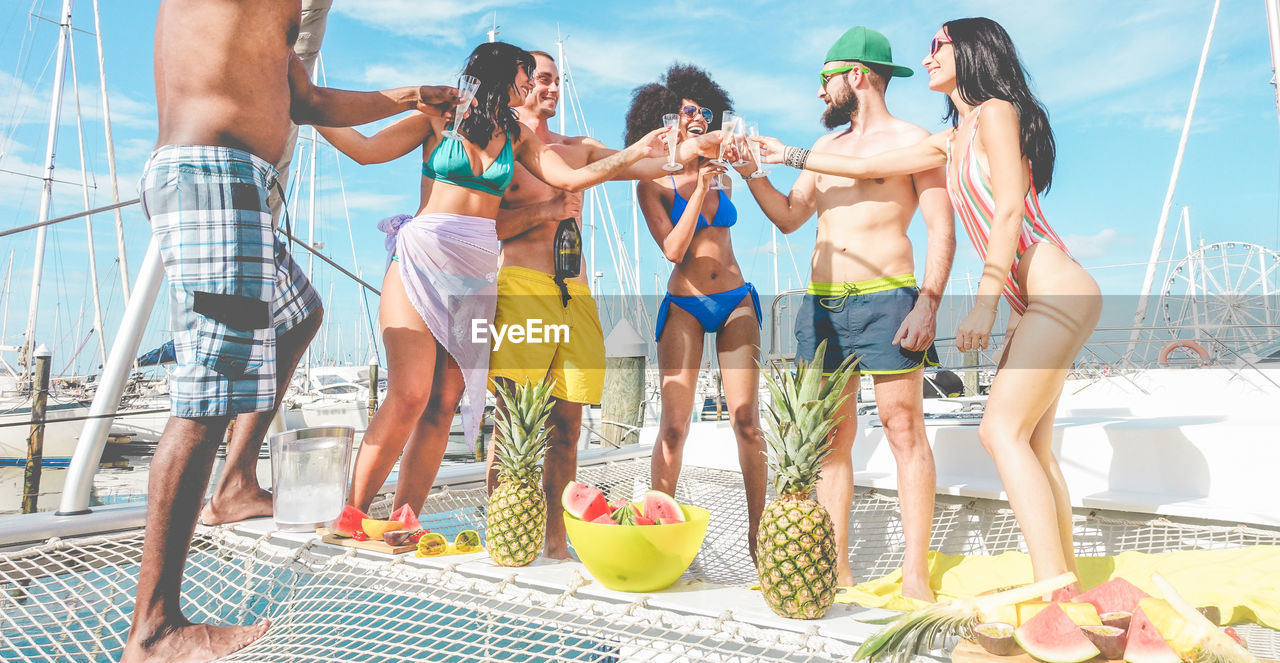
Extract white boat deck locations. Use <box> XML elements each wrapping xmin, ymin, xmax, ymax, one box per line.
<box><xmin>227</xmin><ymin>515</ymin><xmax>900</xmax><ymax>654</ymax></box>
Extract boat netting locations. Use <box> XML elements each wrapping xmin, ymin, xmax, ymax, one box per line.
<box><xmin>3</xmin><ymin>457</ymin><xmax>1278</xmax><ymax>662</ymax></box>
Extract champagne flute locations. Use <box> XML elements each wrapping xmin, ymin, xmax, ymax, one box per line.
<box><xmin>747</xmin><ymin>121</ymin><xmax>770</xmax><ymax>179</ymax></box>
<box><xmin>442</xmin><ymin>74</ymin><xmax>480</xmax><ymax>140</ymax></box>
<box><xmin>711</xmin><ymin>111</ymin><xmax>737</xmax><ymax>167</ymax></box>
<box><xmin>662</xmin><ymin>113</ymin><xmax>684</xmax><ymax>172</ymax></box>
<box><xmin>730</xmin><ymin>115</ymin><xmax>750</xmax><ymax>167</ymax></box>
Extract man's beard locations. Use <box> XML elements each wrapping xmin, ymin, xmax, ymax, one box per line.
<box><xmin>821</xmin><ymin>90</ymin><xmax>859</xmax><ymax>129</ymax></box>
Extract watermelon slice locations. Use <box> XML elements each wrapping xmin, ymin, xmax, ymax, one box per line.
<box><xmin>390</xmin><ymin>504</ymin><xmax>421</xmax><ymax>531</ymax></box>
<box><xmin>1076</xmin><ymin>577</ymin><xmax>1151</xmax><ymax>615</ymax></box>
<box><xmin>590</xmin><ymin>512</ymin><xmax>618</xmax><ymax>525</ymax></box>
<box><xmin>1123</xmin><ymin>604</ymin><xmax>1180</xmax><ymax>663</ymax></box>
<box><xmin>562</xmin><ymin>482</ymin><xmax>609</xmax><ymax>521</ymax></box>
<box><xmin>1014</xmin><ymin>603</ymin><xmax>1101</xmax><ymax>663</ymax></box>
<box><xmin>1018</xmin><ymin>601</ymin><xmax>1101</xmax><ymax>626</ymax></box>
<box><xmin>608</xmin><ymin>499</ymin><xmax>628</xmax><ymax>514</ymax></box>
<box><xmin>331</xmin><ymin>505</ymin><xmax>369</xmax><ymax>538</ymax></box>
<box><xmin>641</xmin><ymin>490</ymin><xmax>684</xmax><ymax>524</ymax></box>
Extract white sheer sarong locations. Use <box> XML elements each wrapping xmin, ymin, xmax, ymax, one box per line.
<box><xmin>379</xmin><ymin>212</ymin><xmax>498</xmax><ymax>446</ymax></box>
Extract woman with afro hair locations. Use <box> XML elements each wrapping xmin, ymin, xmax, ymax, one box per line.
<box><xmin>627</xmin><ymin>64</ymin><xmax>766</xmax><ymax>562</ymax></box>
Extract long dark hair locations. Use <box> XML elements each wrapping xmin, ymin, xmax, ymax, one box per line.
<box><xmin>624</xmin><ymin>64</ymin><xmax>733</xmax><ymax>145</ymax></box>
<box><xmin>457</xmin><ymin>41</ymin><xmax>534</xmax><ymax>148</ymax></box>
<box><xmin>943</xmin><ymin>17</ymin><xmax>1055</xmax><ymax>193</ymax></box>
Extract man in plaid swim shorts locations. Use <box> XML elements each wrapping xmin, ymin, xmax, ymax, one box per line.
<box><xmin>124</xmin><ymin>3</ymin><xmax>460</xmax><ymax>662</ymax></box>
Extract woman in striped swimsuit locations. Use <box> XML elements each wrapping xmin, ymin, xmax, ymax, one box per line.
<box><xmin>756</xmin><ymin>17</ymin><xmax>1100</xmax><ymax>591</ymax></box>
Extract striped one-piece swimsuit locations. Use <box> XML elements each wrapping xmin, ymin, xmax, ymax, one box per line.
<box><xmin>946</xmin><ymin>102</ymin><xmax>1071</xmax><ymax>315</ymax></box>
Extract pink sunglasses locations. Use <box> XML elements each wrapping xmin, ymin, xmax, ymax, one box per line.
<box><xmin>929</xmin><ymin>35</ymin><xmax>952</xmax><ymax>57</ymax></box>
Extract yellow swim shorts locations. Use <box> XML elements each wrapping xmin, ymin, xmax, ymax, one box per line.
<box><xmin>487</xmin><ymin>266</ymin><xmax>605</xmax><ymax>405</ymax></box>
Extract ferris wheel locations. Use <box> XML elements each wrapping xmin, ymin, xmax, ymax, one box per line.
<box><xmin>1159</xmin><ymin>241</ymin><xmax>1280</xmax><ymax>353</ymax></box>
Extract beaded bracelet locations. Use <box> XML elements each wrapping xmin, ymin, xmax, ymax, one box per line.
<box><xmin>783</xmin><ymin>145</ymin><xmax>810</xmax><ymax>170</ymax></box>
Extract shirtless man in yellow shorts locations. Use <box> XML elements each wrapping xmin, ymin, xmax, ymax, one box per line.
<box><xmin>484</xmin><ymin>50</ymin><xmax>713</xmax><ymax>559</ymax></box>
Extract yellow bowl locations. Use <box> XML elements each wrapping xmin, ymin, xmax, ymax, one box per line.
<box><xmin>563</xmin><ymin>504</ymin><xmax>710</xmax><ymax>592</ymax></box>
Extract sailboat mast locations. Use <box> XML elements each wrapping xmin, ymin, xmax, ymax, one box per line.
<box><xmin>22</xmin><ymin>0</ymin><xmax>76</xmax><ymax>382</ymax></box>
<box><xmin>555</xmin><ymin>29</ymin><xmax>566</xmax><ymax>136</ymax></box>
<box><xmin>91</xmin><ymin>0</ymin><xmax>129</xmax><ymax>306</ymax></box>
<box><xmin>1267</xmin><ymin>0</ymin><xmax>1280</xmax><ymax>136</ymax></box>
<box><xmin>68</xmin><ymin>31</ymin><xmax>109</xmax><ymax>369</ymax></box>
<box><xmin>1127</xmin><ymin>0</ymin><xmax>1220</xmax><ymax>356</ymax></box>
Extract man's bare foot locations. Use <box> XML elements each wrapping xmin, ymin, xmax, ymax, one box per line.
<box><xmin>836</xmin><ymin>571</ymin><xmax>856</xmax><ymax>588</ymax></box>
<box><xmin>543</xmin><ymin>542</ymin><xmax>574</xmax><ymax>561</ymax></box>
<box><xmin>901</xmin><ymin>577</ymin><xmax>936</xmax><ymax>603</ymax></box>
<box><xmin>199</xmin><ymin>487</ymin><xmax>273</xmax><ymax>526</ymax></box>
<box><xmin>121</xmin><ymin>620</ymin><xmax>269</xmax><ymax>663</ymax></box>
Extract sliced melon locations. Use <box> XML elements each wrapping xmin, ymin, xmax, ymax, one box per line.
<box><xmin>1075</xmin><ymin>577</ymin><xmax>1150</xmax><ymax>615</ymax></box>
<box><xmin>360</xmin><ymin>518</ymin><xmax>404</xmax><ymax>542</ymax></box>
<box><xmin>1018</xmin><ymin>601</ymin><xmax>1101</xmax><ymax>627</ymax></box>
<box><xmin>1124</xmin><ymin>603</ymin><xmax>1180</xmax><ymax>663</ymax></box>
<box><xmin>1014</xmin><ymin>603</ymin><xmax>1100</xmax><ymax>663</ymax></box>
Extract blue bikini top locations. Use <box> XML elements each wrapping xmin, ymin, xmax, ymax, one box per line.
<box><xmin>668</xmin><ymin>174</ymin><xmax>737</xmax><ymax>230</ymax></box>
<box><xmin>421</xmin><ymin>129</ymin><xmax>514</xmax><ymax>197</ymax></box>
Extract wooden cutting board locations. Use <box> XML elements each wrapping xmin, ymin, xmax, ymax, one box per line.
<box><xmin>315</xmin><ymin>527</ymin><xmax>417</xmax><ymax>555</ymax></box>
<box><xmin>951</xmin><ymin>640</ymin><xmax>1277</xmax><ymax>663</ymax></box>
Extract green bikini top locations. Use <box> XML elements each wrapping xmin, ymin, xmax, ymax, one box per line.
<box><xmin>421</xmin><ymin>129</ymin><xmax>514</xmax><ymax>197</ymax></box>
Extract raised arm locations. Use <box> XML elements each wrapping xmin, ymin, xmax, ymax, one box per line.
<box><xmin>515</xmin><ymin>127</ymin><xmax>668</xmax><ymax>192</ymax></box>
<box><xmin>956</xmin><ymin>100</ymin><xmax>1028</xmax><ymax>352</ymax></box>
<box><xmin>733</xmin><ymin>135</ymin><xmax>828</xmax><ymax>234</ymax></box>
<box><xmin>315</xmin><ymin>112</ymin><xmax>434</xmax><ymax>165</ymax></box>
<box><xmin>756</xmin><ymin>131</ymin><xmax>950</xmax><ymax>180</ymax></box>
<box><xmin>288</xmin><ymin>55</ymin><xmax>459</xmax><ymax>127</ymax></box>
<box><xmin>638</xmin><ymin>164</ymin><xmax>724</xmax><ymax>263</ymax></box>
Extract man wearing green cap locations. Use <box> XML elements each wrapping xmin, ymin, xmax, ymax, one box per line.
<box><xmin>734</xmin><ymin>26</ymin><xmax>954</xmax><ymax>600</ymax></box>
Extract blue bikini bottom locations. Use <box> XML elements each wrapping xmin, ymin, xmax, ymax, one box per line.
<box><xmin>655</xmin><ymin>283</ymin><xmax>761</xmax><ymax>341</ymax></box>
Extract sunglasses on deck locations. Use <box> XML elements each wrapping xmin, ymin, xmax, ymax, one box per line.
<box><xmin>818</xmin><ymin>64</ymin><xmax>870</xmax><ymax>88</ymax></box>
<box><xmin>680</xmin><ymin>104</ymin><xmax>714</xmax><ymax>123</ymax></box>
<box><xmin>928</xmin><ymin>35</ymin><xmax>952</xmax><ymax>57</ymax></box>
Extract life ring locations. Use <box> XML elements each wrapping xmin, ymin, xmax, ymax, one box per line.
<box><xmin>1158</xmin><ymin>340</ymin><xmax>1210</xmax><ymax>366</ymax></box>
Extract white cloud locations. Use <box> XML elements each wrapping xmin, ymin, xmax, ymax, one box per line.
<box><xmin>1061</xmin><ymin>228</ymin><xmax>1122</xmax><ymax>260</ymax></box>
<box><xmin>330</xmin><ymin>0</ymin><xmax>531</xmax><ymax>44</ymax></box>
<box><xmin>320</xmin><ymin>191</ymin><xmax>411</xmax><ymax>215</ymax></box>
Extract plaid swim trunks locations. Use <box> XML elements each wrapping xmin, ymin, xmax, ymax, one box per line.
<box><xmin>141</xmin><ymin>145</ymin><xmax>322</xmax><ymax>418</ymax></box>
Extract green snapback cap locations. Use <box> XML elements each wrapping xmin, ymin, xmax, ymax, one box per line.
<box><xmin>824</xmin><ymin>26</ymin><xmax>914</xmax><ymax>78</ymax></box>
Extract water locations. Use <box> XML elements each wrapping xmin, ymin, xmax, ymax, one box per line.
<box><xmin>273</xmin><ymin>481</ymin><xmax>347</xmax><ymax>527</ymax></box>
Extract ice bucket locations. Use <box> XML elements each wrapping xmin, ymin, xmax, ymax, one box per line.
<box><xmin>269</xmin><ymin>426</ymin><xmax>354</xmax><ymax>532</ymax></box>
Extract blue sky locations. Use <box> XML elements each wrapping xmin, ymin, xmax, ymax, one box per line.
<box><xmin>1</xmin><ymin>0</ymin><xmax>1278</xmax><ymax>372</ymax></box>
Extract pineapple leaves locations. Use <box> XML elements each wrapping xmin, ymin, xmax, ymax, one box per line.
<box><xmin>492</xmin><ymin>378</ymin><xmax>556</xmax><ymax>485</ymax></box>
<box><xmin>759</xmin><ymin>341</ymin><xmax>860</xmax><ymax>496</ymax></box>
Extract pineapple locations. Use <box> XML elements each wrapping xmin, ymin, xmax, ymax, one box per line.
<box><xmin>486</xmin><ymin>379</ymin><xmax>555</xmax><ymax>567</ymax></box>
<box><xmin>757</xmin><ymin>340</ymin><xmax>858</xmax><ymax>619</ymax></box>
<box><xmin>851</xmin><ymin>572</ymin><xmax>1077</xmax><ymax>662</ymax></box>
<box><xmin>1149</xmin><ymin>574</ymin><xmax>1257</xmax><ymax>663</ymax></box>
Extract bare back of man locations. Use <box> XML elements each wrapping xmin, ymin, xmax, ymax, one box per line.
<box><xmin>126</xmin><ymin>5</ymin><xmax>451</xmax><ymax>661</ymax></box>
<box><xmin>741</xmin><ymin>52</ymin><xmax>954</xmax><ymax>600</ymax></box>
<box><xmin>155</xmin><ymin>0</ymin><xmax>301</xmax><ymax>162</ymax></box>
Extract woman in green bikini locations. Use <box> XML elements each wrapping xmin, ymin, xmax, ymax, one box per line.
<box><xmin>318</xmin><ymin>42</ymin><xmax>668</xmax><ymax>515</ymax></box>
